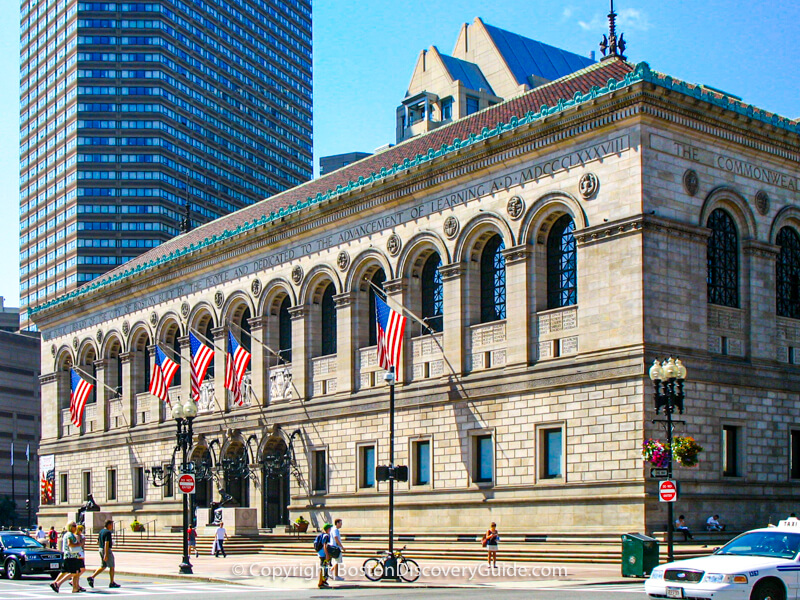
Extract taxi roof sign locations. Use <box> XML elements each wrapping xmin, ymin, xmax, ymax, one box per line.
<box><xmin>776</xmin><ymin>518</ymin><xmax>800</xmax><ymax>528</ymax></box>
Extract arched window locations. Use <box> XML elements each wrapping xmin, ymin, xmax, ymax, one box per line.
<box><xmin>143</xmin><ymin>345</ymin><xmax>151</xmax><ymax>393</ymax></box>
<box><xmin>320</xmin><ymin>283</ymin><xmax>337</xmax><ymax>355</ymax></box>
<box><xmin>368</xmin><ymin>270</ymin><xmax>386</xmax><ymax>346</ymax></box>
<box><xmin>480</xmin><ymin>234</ymin><xmax>506</xmax><ymax>323</ymax></box>
<box><xmin>278</xmin><ymin>296</ymin><xmax>292</xmax><ymax>363</ymax></box>
<box><xmin>202</xmin><ymin>320</ymin><xmax>215</xmax><ymax>377</ymax></box>
<box><xmin>547</xmin><ymin>214</ymin><xmax>577</xmax><ymax>309</ymax></box>
<box><xmin>239</xmin><ymin>307</ymin><xmax>252</xmax><ymax>357</ymax></box>
<box><xmin>171</xmin><ymin>334</ymin><xmax>181</xmax><ymax>386</ymax></box>
<box><xmin>707</xmin><ymin>209</ymin><xmax>739</xmax><ymax>307</ymax></box>
<box><xmin>777</xmin><ymin>226</ymin><xmax>800</xmax><ymax>319</ymax></box>
<box><xmin>421</xmin><ymin>253</ymin><xmax>443</xmax><ymax>333</ymax></box>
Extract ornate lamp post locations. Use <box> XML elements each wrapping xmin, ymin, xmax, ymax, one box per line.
<box><xmin>147</xmin><ymin>398</ymin><xmax>198</xmax><ymax>574</ymax></box>
<box><xmin>648</xmin><ymin>357</ymin><xmax>687</xmax><ymax>563</ymax></box>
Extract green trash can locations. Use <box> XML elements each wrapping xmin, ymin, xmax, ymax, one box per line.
<box><xmin>621</xmin><ymin>533</ymin><xmax>659</xmax><ymax>577</ymax></box>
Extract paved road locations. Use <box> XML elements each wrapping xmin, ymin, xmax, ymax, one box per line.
<box><xmin>0</xmin><ymin>576</ymin><xmax>648</xmax><ymax>599</ymax></box>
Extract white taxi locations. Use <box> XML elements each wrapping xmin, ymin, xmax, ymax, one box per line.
<box><xmin>645</xmin><ymin>520</ymin><xmax>800</xmax><ymax>600</ymax></box>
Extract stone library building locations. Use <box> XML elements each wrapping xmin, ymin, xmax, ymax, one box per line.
<box><xmin>31</xmin><ymin>29</ymin><xmax>800</xmax><ymax>534</ymax></box>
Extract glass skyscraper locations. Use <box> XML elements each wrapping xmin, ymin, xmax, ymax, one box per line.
<box><xmin>19</xmin><ymin>0</ymin><xmax>313</xmax><ymax>329</ymax></box>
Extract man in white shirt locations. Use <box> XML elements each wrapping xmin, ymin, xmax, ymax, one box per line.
<box><xmin>35</xmin><ymin>526</ymin><xmax>47</xmax><ymax>544</ymax></box>
<box><xmin>706</xmin><ymin>515</ymin><xmax>724</xmax><ymax>532</ymax></box>
<box><xmin>213</xmin><ymin>522</ymin><xmax>228</xmax><ymax>557</ymax></box>
<box><xmin>330</xmin><ymin>519</ymin><xmax>345</xmax><ymax>581</ymax></box>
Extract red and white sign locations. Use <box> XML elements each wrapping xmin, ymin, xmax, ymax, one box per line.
<box><xmin>659</xmin><ymin>479</ymin><xmax>677</xmax><ymax>503</ymax></box>
<box><xmin>178</xmin><ymin>473</ymin><xmax>196</xmax><ymax>494</ymax></box>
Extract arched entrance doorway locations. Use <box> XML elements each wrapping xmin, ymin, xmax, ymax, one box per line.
<box><xmin>261</xmin><ymin>435</ymin><xmax>290</xmax><ymax>529</ymax></box>
<box><xmin>190</xmin><ymin>446</ymin><xmax>213</xmax><ymax>509</ymax></box>
<box><xmin>222</xmin><ymin>442</ymin><xmax>249</xmax><ymax>507</ymax></box>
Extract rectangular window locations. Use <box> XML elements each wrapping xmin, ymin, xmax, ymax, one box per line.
<box><xmin>81</xmin><ymin>470</ymin><xmax>91</xmax><ymax>500</ymax></box>
<box><xmin>313</xmin><ymin>449</ymin><xmax>327</xmax><ymax>493</ymax></box>
<box><xmin>465</xmin><ymin>96</ymin><xmax>480</xmax><ymax>115</ymax></box>
<box><xmin>792</xmin><ymin>431</ymin><xmax>800</xmax><ymax>480</ymax></box>
<box><xmin>723</xmin><ymin>425</ymin><xmax>739</xmax><ymax>477</ymax></box>
<box><xmin>413</xmin><ymin>440</ymin><xmax>431</xmax><ymax>486</ymax></box>
<box><xmin>59</xmin><ymin>473</ymin><xmax>68</xmax><ymax>503</ymax></box>
<box><xmin>133</xmin><ymin>466</ymin><xmax>145</xmax><ymax>500</ymax></box>
<box><xmin>441</xmin><ymin>97</ymin><xmax>452</xmax><ymax>120</ymax></box>
<box><xmin>162</xmin><ymin>463</ymin><xmax>173</xmax><ymax>498</ymax></box>
<box><xmin>542</xmin><ymin>428</ymin><xmax>564</xmax><ymax>479</ymax></box>
<box><xmin>359</xmin><ymin>445</ymin><xmax>375</xmax><ymax>489</ymax></box>
<box><xmin>474</xmin><ymin>434</ymin><xmax>493</xmax><ymax>483</ymax></box>
<box><xmin>107</xmin><ymin>468</ymin><xmax>117</xmax><ymax>501</ymax></box>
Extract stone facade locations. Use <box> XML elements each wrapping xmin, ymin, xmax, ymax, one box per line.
<box><xmin>31</xmin><ymin>58</ymin><xmax>800</xmax><ymax>535</ymax></box>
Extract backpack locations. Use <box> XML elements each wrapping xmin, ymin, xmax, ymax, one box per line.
<box><xmin>313</xmin><ymin>533</ymin><xmax>327</xmax><ymax>552</ymax></box>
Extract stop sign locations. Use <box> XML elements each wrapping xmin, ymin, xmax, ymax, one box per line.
<box><xmin>178</xmin><ymin>473</ymin><xmax>196</xmax><ymax>494</ymax></box>
<box><xmin>659</xmin><ymin>479</ymin><xmax>677</xmax><ymax>502</ymax></box>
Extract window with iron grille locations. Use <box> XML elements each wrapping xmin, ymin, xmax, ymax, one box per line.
<box><xmin>421</xmin><ymin>253</ymin><xmax>443</xmax><ymax>333</ymax></box>
<box><xmin>547</xmin><ymin>214</ymin><xmax>577</xmax><ymax>309</ymax></box>
<box><xmin>777</xmin><ymin>227</ymin><xmax>800</xmax><ymax>319</ymax></box>
<box><xmin>321</xmin><ymin>283</ymin><xmax>337</xmax><ymax>355</ymax></box>
<box><xmin>707</xmin><ymin>209</ymin><xmax>739</xmax><ymax>307</ymax></box>
<box><xmin>480</xmin><ymin>234</ymin><xmax>506</xmax><ymax>323</ymax></box>
<box><xmin>368</xmin><ymin>270</ymin><xmax>386</xmax><ymax>345</ymax></box>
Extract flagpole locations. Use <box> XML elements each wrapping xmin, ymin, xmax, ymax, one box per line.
<box><xmin>72</xmin><ymin>366</ymin><xmax>121</xmax><ymax>398</ymax></box>
<box><xmin>366</xmin><ymin>280</ymin><xmax>436</xmax><ymax>336</ymax></box>
<box><xmin>226</xmin><ymin>319</ymin><xmax>286</xmax><ymax>365</ymax></box>
<box><xmin>26</xmin><ymin>445</ymin><xmax>31</xmax><ymax>527</ymax></box>
<box><xmin>188</xmin><ymin>327</ymin><xmax>226</xmax><ymax>353</ymax></box>
<box><xmin>156</xmin><ymin>341</ymin><xmax>182</xmax><ymax>363</ymax></box>
<box><xmin>10</xmin><ymin>441</ymin><xmax>15</xmax><ymax>527</ymax></box>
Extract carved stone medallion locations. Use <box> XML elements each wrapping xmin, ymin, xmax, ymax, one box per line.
<box><xmin>214</xmin><ymin>291</ymin><xmax>224</xmax><ymax>308</ymax></box>
<box><xmin>579</xmin><ymin>172</ymin><xmax>599</xmax><ymax>199</ymax></box>
<box><xmin>180</xmin><ymin>301</ymin><xmax>190</xmax><ymax>319</ymax></box>
<box><xmin>683</xmin><ymin>169</ymin><xmax>699</xmax><ymax>196</ymax></box>
<box><xmin>443</xmin><ymin>216</ymin><xmax>459</xmax><ymax>239</ymax></box>
<box><xmin>251</xmin><ymin>278</ymin><xmax>262</xmax><ymax>297</ymax></box>
<box><xmin>755</xmin><ymin>190</ymin><xmax>769</xmax><ymax>216</ymax></box>
<box><xmin>72</xmin><ymin>337</ymin><xmax>78</xmax><ymax>350</ymax></box>
<box><xmin>507</xmin><ymin>196</ymin><xmax>525</xmax><ymax>220</ymax></box>
<box><xmin>291</xmin><ymin>265</ymin><xmax>304</xmax><ymax>285</ymax></box>
<box><xmin>51</xmin><ymin>344</ymin><xmax>56</xmax><ymax>358</ymax></box>
<box><xmin>149</xmin><ymin>311</ymin><xmax>158</xmax><ymax>326</ymax></box>
<box><xmin>387</xmin><ymin>234</ymin><xmax>402</xmax><ymax>256</ymax></box>
<box><xmin>96</xmin><ymin>330</ymin><xmax>103</xmax><ymax>344</ymax></box>
<box><xmin>337</xmin><ymin>251</ymin><xmax>350</xmax><ymax>271</ymax></box>
<box><xmin>122</xmin><ymin>320</ymin><xmax>130</xmax><ymax>336</ymax></box>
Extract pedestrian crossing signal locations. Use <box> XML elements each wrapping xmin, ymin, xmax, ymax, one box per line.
<box><xmin>376</xmin><ymin>465</ymin><xmax>409</xmax><ymax>482</ymax></box>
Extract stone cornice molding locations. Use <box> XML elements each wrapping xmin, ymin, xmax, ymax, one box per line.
<box><xmin>247</xmin><ymin>316</ymin><xmax>269</xmax><ymax>329</ymax></box>
<box><xmin>382</xmin><ymin>278</ymin><xmax>406</xmax><ymax>295</ymax></box>
<box><xmin>287</xmin><ymin>306</ymin><xmax>306</xmax><ymax>320</ymax></box>
<box><xmin>501</xmin><ymin>244</ymin><xmax>531</xmax><ymax>264</ymax></box>
<box><xmin>333</xmin><ymin>292</ymin><xmax>354</xmax><ymax>308</ymax></box>
<box><xmin>40</xmin><ymin>372</ymin><xmax>61</xmax><ymax>385</ymax></box>
<box><xmin>575</xmin><ymin>216</ymin><xmax>645</xmax><ymax>247</ymax></box>
<box><xmin>641</xmin><ymin>214</ymin><xmax>711</xmax><ymax>243</ymax></box>
<box><xmin>742</xmin><ymin>239</ymin><xmax>780</xmax><ymax>259</ymax></box>
<box><xmin>119</xmin><ymin>352</ymin><xmax>134</xmax><ymax>363</ymax></box>
<box><xmin>439</xmin><ymin>263</ymin><xmax>464</xmax><ymax>281</ymax></box>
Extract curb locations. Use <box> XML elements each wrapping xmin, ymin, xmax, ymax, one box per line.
<box><xmin>115</xmin><ymin>570</ymin><xmax>249</xmax><ymax>586</ymax></box>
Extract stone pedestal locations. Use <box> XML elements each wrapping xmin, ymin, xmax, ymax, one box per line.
<box><xmin>86</xmin><ymin>512</ymin><xmax>113</xmax><ymax>535</ymax></box>
<box><xmin>220</xmin><ymin>507</ymin><xmax>258</xmax><ymax>534</ymax></box>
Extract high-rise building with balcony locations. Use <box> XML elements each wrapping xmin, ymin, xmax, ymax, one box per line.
<box><xmin>19</xmin><ymin>0</ymin><xmax>313</xmax><ymax>329</ymax></box>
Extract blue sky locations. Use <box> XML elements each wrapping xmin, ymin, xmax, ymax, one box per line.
<box><xmin>1</xmin><ymin>0</ymin><xmax>799</xmax><ymax>307</ymax></box>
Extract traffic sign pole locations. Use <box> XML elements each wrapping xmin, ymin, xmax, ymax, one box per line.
<box><xmin>659</xmin><ymin>480</ymin><xmax>678</xmax><ymax>502</ymax></box>
<box><xmin>178</xmin><ymin>473</ymin><xmax>196</xmax><ymax>494</ymax></box>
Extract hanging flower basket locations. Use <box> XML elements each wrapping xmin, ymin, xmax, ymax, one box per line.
<box><xmin>642</xmin><ymin>439</ymin><xmax>669</xmax><ymax>468</ymax></box>
<box><xmin>672</xmin><ymin>436</ymin><xmax>703</xmax><ymax>468</ymax></box>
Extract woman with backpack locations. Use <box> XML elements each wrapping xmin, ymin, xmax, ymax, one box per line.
<box><xmin>482</xmin><ymin>522</ymin><xmax>499</xmax><ymax>567</ymax></box>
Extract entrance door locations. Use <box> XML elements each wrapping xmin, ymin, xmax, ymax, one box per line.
<box><xmin>263</xmin><ymin>468</ymin><xmax>290</xmax><ymax>529</ymax></box>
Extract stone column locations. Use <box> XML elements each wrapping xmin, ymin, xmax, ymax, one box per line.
<box><xmin>247</xmin><ymin>316</ymin><xmax>267</xmax><ymax>406</ymax></box>
<box><xmin>503</xmin><ymin>245</ymin><xmax>532</xmax><ymax>368</ymax></box>
<box><xmin>211</xmin><ymin>327</ymin><xmax>227</xmax><ymax>410</ymax></box>
<box><xmin>119</xmin><ymin>351</ymin><xmax>136</xmax><ymax>429</ymax></box>
<box><xmin>382</xmin><ymin>278</ymin><xmax>410</xmax><ymax>382</ymax></box>
<box><xmin>288</xmin><ymin>305</ymin><xmax>308</xmax><ymax>400</ymax></box>
<box><xmin>333</xmin><ymin>292</ymin><xmax>355</xmax><ymax>395</ymax></box>
<box><xmin>94</xmin><ymin>358</ymin><xmax>110</xmax><ymax>432</ymax></box>
<box><xmin>440</xmin><ymin>263</ymin><xmax>465</xmax><ymax>377</ymax></box>
<box><xmin>743</xmin><ymin>240</ymin><xmax>779</xmax><ymax>360</ymax></box>
<box><xmin>40</xmin><ymin>372</ymin><xmax>63</xmax><ymax>440</ymax></box>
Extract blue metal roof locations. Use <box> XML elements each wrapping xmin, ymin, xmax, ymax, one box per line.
<box><xmin>483</xmin><ymin>23</ymin><xmax>595</xmax><ymax>85</ymax></box>
<box><xmin>439</xmin><ymin>54</ymin><xmax>494</xmax><ymax>94</ymax></box>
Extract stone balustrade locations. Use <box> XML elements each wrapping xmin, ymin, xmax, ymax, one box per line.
<box><xmin>468</xmin><ymin>320</ymin><xmax>507</xmax><ymax>371</ymax></box>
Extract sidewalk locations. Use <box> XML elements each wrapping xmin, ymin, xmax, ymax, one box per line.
<box><xmin>104</xmin><ymin>551</ymin><xmax>643</xmax><ymax>589</ymax></box>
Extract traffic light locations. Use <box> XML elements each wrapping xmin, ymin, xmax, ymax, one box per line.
<box><xmin>25</xmin><ymin>499</ymin><xmax>30</xmax><ymax>510</ymax></box>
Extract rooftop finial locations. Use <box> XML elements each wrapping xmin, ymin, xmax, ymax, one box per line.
<box><xmin>599</xmin><ymin>0</ymin><xmax>626</xmax><ymax>61</ymax></box>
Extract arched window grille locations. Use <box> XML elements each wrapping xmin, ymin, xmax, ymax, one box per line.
<box><xmin>480</xmin><ymin>234</ymin><xmax>506</xmax><ymax>323</ymax></box>
<box><xmin>143</xmin><ymin>343</ymin><xmax>151</xmax><ymax>393</ymax></box>
<box><xmin>777</xmin><ymin>226</ymin><xmax>800</xmax><ymax>319</ymax></box>
<box><xmin>547</xmin><ymin>214</ymin><xmax>577</xmax><ymax>309</ymax></box>
<box><xmin>421</xmin><ymin>253</ymin><xmax>443</xmax><ymax>333</ymax></box>
<box><xmin>278</xmin><ymin>296</ymin><xmax>292</xmax><ymax>363</ymax></box>
<box><xmin>707</xmin><ymin>209</ymin><xmax>739</xmax><ymax>307</ymax></box>
<box><xmin>321</xmin><ymin>283</ymin><xmax>337</xmax><ymax>356</ymax></box>
<box><xmin>202</xmin><ymin>320</ymin><xmax>215</xmax><ymax>377</ymax></box>
<box><xmin>239</xmin><ymin>307</ymin><xmax>252</xmax><ymax>356</ymax></box>
<box><xmin>368</xmin><ymin>269</ymin><xmax>386</xmax><ymax>346</ymax></box>
<box><xmin>171</xmin><ymin>334</ymin><xmax>181</xmax><ymax>386</ymax></box>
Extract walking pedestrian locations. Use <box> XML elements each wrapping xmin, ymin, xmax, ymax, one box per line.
<box><xmin>48</xmin><ymin>526</ymin><xmax>58</xmax><ymax>549</ymax></box>
<box><xmin>213</xmin><ymin>522</ymin><xmax>228</xmax><ymax>557</ymax></box>
<box><xmin>72</xmin><ymin>525</ymin><xmax>87</xmax><ymax>592</ymax></box>
<box><xmin>87</xmin><ymin>520</ymin><xmax>120</xmax><ymax>589</ymax></box>
<box><xmin>315</xmin><ymin>523</ymin><xmax>333</xmax><ymax>589</ymax></box>
<box><xmin>50</xmin><ymin>522</ymin><xmax>82</xmax><ymax>593</ymax></box>
<box><xmin>330</xmin><ymin>519</ymin><xmax>345</xmax><ymax>581</ymax></box>
<box><xmin>187</xmin><ymin>525</ymin><xmax>198</xmax><ymax>558</ymax></box>
<box><xmin>36</xmin><ymin>526</ymin><xmax>47</xmax><ymax>545</ymax></box>
<box><xmin>482</xmin><ymin>522</ymin><xmax>499</xmax><ymax>567</ymax></box>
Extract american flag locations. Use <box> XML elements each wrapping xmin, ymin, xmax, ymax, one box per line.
<box><xmin>149</xmin><ymin>346</ymin><xmax>179</xmax><ymax>404</ymax></box>
<box><xmin>225</xmin><ymin>331</ymin><xmax>251</xmax><ymax>406</ymax></box>
<box><xmin>375</xmin><ymin>293</ymin><xmax>407</xmax><ymax>371</ymax></box>
<box><xmin>189</xmin><ymin>332</ymin><xmax>214</xmax><ymax>402</ymax></box>
<box><xmin>69</xmin><ymin>369</ymin><xmax>94</xmax><ymax>427</ymax></box>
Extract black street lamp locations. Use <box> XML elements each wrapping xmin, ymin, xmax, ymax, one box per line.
<box><xmin>648</xmin><ymin>357</ymin><xmax>687</xmax><ymax>563</ymax></box>
<box><xmin>147</xmin><ymin>399</ymin><xmax>198</xmax><ymax>574</ymax></box>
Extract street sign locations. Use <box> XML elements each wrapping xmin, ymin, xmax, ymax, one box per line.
<box><xmin>658</xmin><ymin>479</ymin><xmax>677</xmax><ymax>502</ymax></box>
<box><xmin>650</xmin><ymin>468</ymin><xmax>669</xmax><ymax>478</ymax></box>
<box><xmin>178</xmin><ymin>473</ymin><xmax>196</xmax><ymax>494</ymax></box>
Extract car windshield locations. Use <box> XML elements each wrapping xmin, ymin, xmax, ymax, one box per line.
<box><xmin>716</xmin><ymin>531</ymin><xmax>800</xmax><ymax>559</ymax></box>
<box><xmin>1</xmin><ymin>535</ymin><xmax>44</xmax><ymax>549</ymax></box>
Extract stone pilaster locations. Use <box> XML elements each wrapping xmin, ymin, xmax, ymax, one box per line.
<box><xmin>333</xmin><ymin>292</ymin><xmax>355</xmax><ymax>395</ymax></box>
<box><xmin>440</xmin><ymin>263</ymin><xmax>465</xmax><ymax>377</ymax></box>
<box><xmin>382</xmin><ymin>278</ymin><xmax>410</xmax><ymax>383</ymax></box>
<box><xmin>210</xmin><ymin>327</ymin><xmax>227</xmax><ymax>410</ymax></box>
<box><xmin>119</xmin><ymin>351</ymin><xmax>136</xmax><ymax>428</ymax></box>
<box><xmin>502</xmin><ymin>245</ymin><xmax>532</xmax><ymax>368</ymax></box>
<box><xmin>247</xmin><ymin>316</ymin><xmax>267</xmax><ymax>406</ymax></box>
<box><xmin>40</xmin><ymin>371</ymin><xmax>64</xmax><ymax>440</ymax></box>
<box><xmin>93</xmin><ymin>358</ymin><xmax>110</xmax><ymax>432</ymax></box>
<box><xmin>177</xmin><ymin>336</ymin><xmax>192</xmax><ymax>405</ymax></box>
<box><xmin>288</xmin><ymin>305</ymin><xmax>308</xmax><ymax>400</ymax></box>
<box><xmin>744</xmin><ymin>240</ymin><xmax>779</xmax><ymax>360</ymax></box>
